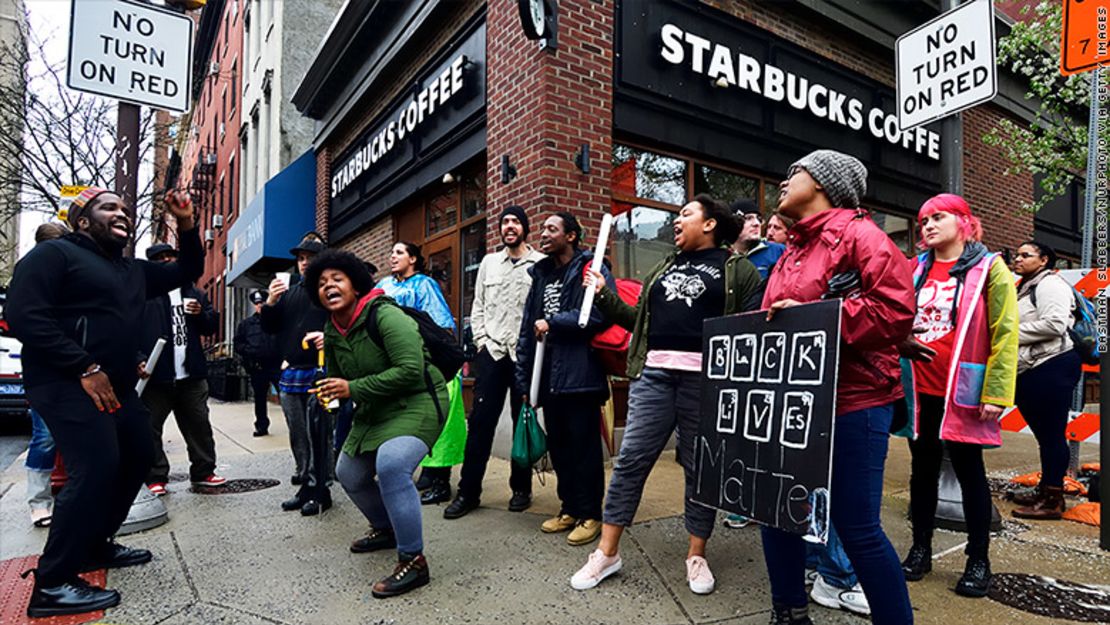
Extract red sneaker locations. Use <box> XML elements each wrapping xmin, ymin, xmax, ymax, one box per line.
<box><xmin>192</xmin><ymin>474</ymin><xmax>227</xmax><ymax>487</ymax></box>
<box><xmin>148</xmin><ymin>483</ymin><xmax>167</xmax><ymax>496</ymax></box>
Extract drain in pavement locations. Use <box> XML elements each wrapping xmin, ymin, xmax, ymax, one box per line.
<box><xmin>192</xmin><ymin>478</ymin><xmax>281</xmax><ymax>494</ymax></box>
<box><xmin>989</xmin><ymin>573</ymin><xmax>1110</xmax><ymax>622</ymax></box>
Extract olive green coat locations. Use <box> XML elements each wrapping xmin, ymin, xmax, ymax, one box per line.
<box><xmin>325</xmin><ymin>297</ymin><xmax>447</xmax><ymax>456</ymax></box>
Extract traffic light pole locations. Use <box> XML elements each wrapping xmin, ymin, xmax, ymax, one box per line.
<box><xmin>115</xmin><ymin>102</ymin><xmax>141</xmax><ymax>257</ymax></box>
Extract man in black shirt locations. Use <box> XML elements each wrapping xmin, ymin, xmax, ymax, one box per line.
<box><xmin>7</xmin><ymin>189</ymin><xmax>202</xmax><ymax>617</ymax></box>
<box><xmin>234</xmin><ymin>290</ymin><xmax>281</xmax><ymax>436</ymax></box>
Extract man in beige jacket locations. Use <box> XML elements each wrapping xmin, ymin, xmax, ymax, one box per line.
<box><xmin>444</xmin><ymin>205</ymin><xmax>544</xmax><ymax>519</ymax></box>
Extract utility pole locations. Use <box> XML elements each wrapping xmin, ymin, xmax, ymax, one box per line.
<box><xmin>116</xmin><ymin>103</ymin><xmax>141</xmax><ymax>257</ymax></box>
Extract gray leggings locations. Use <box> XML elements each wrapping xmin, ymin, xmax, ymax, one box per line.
<box><xmin>602</xmin><ymin>366</ymin><xmax>715</xmax><ymax>539</ymax></box>
<box><xmin>336</xmin><ymin>436</ymin><xmax>429</xmax><ymax>556</ymax></box>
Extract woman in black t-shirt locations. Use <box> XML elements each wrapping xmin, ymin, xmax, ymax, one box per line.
<box><xmin>570</xmin><ymin>194</ymin><xmax>761</xmax><ymax>594</ymax></box>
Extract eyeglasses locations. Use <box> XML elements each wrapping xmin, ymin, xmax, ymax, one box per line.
<box><xmin>1013</xmin><ymin>252</ymin><xmax>1040</xmax><ymax>259</ymax></box>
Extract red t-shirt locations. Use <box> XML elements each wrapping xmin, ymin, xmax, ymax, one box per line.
<box><xmin>912</xmin><ymin>259</ymin><xmax>958</xmax><ymax>396</ymax></box>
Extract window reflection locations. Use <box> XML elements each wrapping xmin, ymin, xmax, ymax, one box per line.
<box><xmin>612</xmin><ymin>145</ymin><xmax>687</xmax><ymax>205</ymax></box>
<box><xmin>460</xmin><ymin>220</ymin><xmax>486</xmax><ymax>325</ymax></box>
<box><xmin>462</xmin><ymin>175</ymin><xmax>485</xmax><ymax>221</ymax></box>
<box><xmin>426</xmin><ymin>190</ymin><xmax>457</xmax><ymax>237</ymax></box>
<box><xmin>611</xmin><ymin>206</ymin><xmax>677</xmax><ymax>281</ymax></box>
<box><xmin>871</xmin><ymin>210</ymin><xmax>913</xmax><ymax>255</ymax></box>
<box><xmin>693</xmin><ymin>165</ymin><xmax>758</xmax><ymax>207</ymax></box>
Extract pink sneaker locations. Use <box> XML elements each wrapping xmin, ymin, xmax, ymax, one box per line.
<box><xmin>192</xmin><ymin>474</ymin><xmax>227</xmax><ymax>487</ymax></box>
<box><xmin>148</xmin><ymin>483</ymin><xmax>167</xmax><ymax>496</ymax></box>
<box><xmin>686</xmin><ymin>555</ymin><xmax>715</xmax><ymax>594</ymax></box>
<box><xmin>570</xmin><ymin>549</ymin><xmax>622</xmax><ymax>590</ymax></box>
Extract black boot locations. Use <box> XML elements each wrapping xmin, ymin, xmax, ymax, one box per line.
<box><xmin>954</xmin><ymin>556</ymin><xmax>991</xmax><ymax>598</ymax></box>
<box><xmin>282</xmin><ymin>486</ymin><xmax>309</xmax><ymax>511</ymax></box>
<box><xmin>414</xmin><ymin>469</ymin><xmax>433</xmax><ymax>491</ymax></box>
<box><xmin>508</xmin><ymin>491</ymin><xmax>532</xmax><ymax>513</ymax></box>
<box><xmin>768</xmin><ymin>604</ymin><xmax>812</xmax><ymax>625</ymax></box>
<box><xmin>420</xmin><ymin>480</ymin><xmax>451</xmax><ymax>505</ymax></box>
<box><xmin>901</xmin><ymin>543</ymin><xmax>932</xmax><ymax>581</ymax></box>
<box><xmin>350</xmin><ymin>527</ymin><xmax>397</xmax><ymax>553</ymax></box>
<box><xmin>301</xmin><ymin>488</ymin><xmax>333</xmax><ymax>516</ymax></box>
<box><xmin>25</xmin><ymin>573</ymin><xmax>120</xmax><ymax>618</ymax></box>
<box><xmin>80</xmin><ymin>540</ymin><xmax>153</xmax><ymax>572</ymax></box>
<box><xmin>443</xmin><ymin>494</ymin><xmax>480</xmax><ymax>519</ymax></box>
<box><xmin>371</xmin><ymin>553</ymin><xmax>431</xmax><ymax>598</ymax></box>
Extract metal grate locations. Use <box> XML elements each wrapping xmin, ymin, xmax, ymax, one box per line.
<box><xmin>191</xmin><ymin>478</ymin><xmax>280</xmax><ymax>495</ymax></box>
<box><xmin>989</xmin><ymin>573</ymin><xmax>1110</xmax><ymax>623</ymax></box>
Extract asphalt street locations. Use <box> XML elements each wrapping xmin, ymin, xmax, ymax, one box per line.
<box><xmin>0</xmin><ymin>419</ymin><xmax>29</xmax><ymax>475</ymax></box>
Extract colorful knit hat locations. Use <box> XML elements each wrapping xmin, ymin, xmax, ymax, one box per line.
<box><xmin>67</xmin><ymin>186</ymin><xmax>113</xmax><ymax>228</ymax></box>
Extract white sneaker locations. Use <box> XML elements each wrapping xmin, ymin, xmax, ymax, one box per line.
<box><xmin>570</xmin><ymin>549</ymin><xmax>622</xmax><ymax>590</ymax></box>
<box><xmin>810</xmin><ymin>575</ymin><xmax>871</xmax><ymax>616</ymax></box>
<box><xmin>685</xmin><ymin>555</ymin><xmax>715</xmax><ymax>594</ymax></box>
<box><xmin>804</xmin><ymin>568</ymin><xmax>818</xmax><ymax>587</ymax></box>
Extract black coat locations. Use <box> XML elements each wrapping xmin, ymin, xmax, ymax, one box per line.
<box><xmin>514</xmin><ymin>249</ymin><xmax>616</xmax><ymax>403</ymax></box>
<box><xmin>234</xmin><ymin>313</ymin><xmax>280</xmax><ymax>372</ymax></box>
<box><xmin>258</xmin><ymin>277</ymin><xmax>327</xmax><ymax>369</ymax></box>
<box><xmin>138</xmin><ymin>285</ymin><xmax>218</xmax><ymax>383</ymax></box>
<box><xmin>7</xmin><ymin>229</ymin><xmax>204</xmax><ymax>391</ymax></box>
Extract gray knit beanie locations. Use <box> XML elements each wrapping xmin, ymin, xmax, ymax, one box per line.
<box><xmin>789</xmin><ymin>150</ymin><xmax>868</xmax><ymax>209</ymax></box>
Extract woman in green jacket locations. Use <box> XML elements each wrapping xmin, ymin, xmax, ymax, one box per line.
<box><xmin>571</xmin><ymin>194</ymin><xmax>761</xmax><ymax>593</ymax></box>
<box><xmin>305</xmin><ymin>250</ymin><xmax>447</xmax><ymax>599</ymax></box>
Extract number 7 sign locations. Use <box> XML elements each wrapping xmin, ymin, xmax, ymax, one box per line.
<box><xmin>1061</xmin><ymin>0</ymin><xmax>1110</xmax><ymax>76</ymax></box>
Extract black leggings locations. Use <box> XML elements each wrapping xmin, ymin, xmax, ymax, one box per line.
<box><xmin>1014</xmin><ymin>350</ymin><xmax>1082</xmax><ymax>489</ymax></box>
<box><xmin>908</xmin><ymin>394</ymin><xmax>992</xmax><ymax>559</ymax></box>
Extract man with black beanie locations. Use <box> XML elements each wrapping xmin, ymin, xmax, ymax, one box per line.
<box><xmin>7</xmin><ymin>189</ymin><xmax>202</xmax><ymax>617</ymax></box>
<box><xmin>443</xmin><ymin>205</ymin><xmax>545</xmax><ymax>519</ymax></box>
<box><xmin>234</xmin><ymin>290</ymin><xmax>281</xmax><ymax>436</ymax></box>
<box><xmin>261</xmin><ymin>231</ymin><xmax>330</xmax><ymax>515</ymax></box>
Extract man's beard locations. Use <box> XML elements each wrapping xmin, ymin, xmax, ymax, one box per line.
<box><xmin>501</xmin><ymin>232</ymin><xmax>522</xmax><ymax>249</ymax></box>
<box><xmin>87</xmin><ymin>219</ymin><xmax>127</xmax><ymax>251</ymax></box>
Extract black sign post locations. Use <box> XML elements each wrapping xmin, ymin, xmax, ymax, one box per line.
<box><xmin>693</xmin><ymin>301</ymin><xmax>841</xmax><ymax>541</ymax></box>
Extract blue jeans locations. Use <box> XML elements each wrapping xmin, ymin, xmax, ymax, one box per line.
<box><xmin>761</xmin><ymin>403</ymin><xmax>912</xmax><ymax>624</ymax></box>
<box><xmin>26</xmin><ymin>408</ymin><xmax>56</xmax><ymax>471</ymax></box>
<box><xmin>336</xmin><ymin>436</ymin><xmax>429</xmax><ymax>556</ymax></box>
<box><xmin>806</xmin><ymin>524</ymin><xmax>857</xmax><ymax>589</ymax></box>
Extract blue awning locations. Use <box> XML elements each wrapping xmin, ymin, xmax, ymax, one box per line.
<box><xmin>227</xmin><ymin>150</ymin><xmax>317</xmax><ymax>287</ymax></box>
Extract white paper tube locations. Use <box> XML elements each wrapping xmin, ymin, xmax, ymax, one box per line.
<box><xmin>135</xmin><ymin>338</ymin><xmax>167</xmax><ymax>396</ymax></box>
<box><xmin>578</xmin><ymin>213</ymin><xmax>614</xmax><ymax>328</ymax></box>
<box><xmin>529</xmin><ymin>337</ymin><xmax>545</xmax><ymax>407</ymax></box>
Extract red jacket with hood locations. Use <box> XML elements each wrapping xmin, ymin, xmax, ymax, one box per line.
<box><xmin>763</xmin><ymin>208</ymin><xmax>916</xmax><ymax>415</ymax></box>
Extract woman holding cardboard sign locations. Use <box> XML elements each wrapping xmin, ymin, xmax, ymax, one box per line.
<box><xmin>759</xmin><ymin>151</ymin><xmax>916</xmax><ymax>625</ymax></box>
<box><xmin>570</xmin><ymin>195</ymin><xmax>761</xmax><ymax>595</ymax></box>
<box><xmin>898</xmin><ymin>194</ymin><xmax>1019</xmax><ymax>598</ymax></box>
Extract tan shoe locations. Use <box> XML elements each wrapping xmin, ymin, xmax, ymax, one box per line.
<box><xmin>541</xmin><ymin>514</ymin><xmax>578</xmax><ymax>533</ymax></box>
<box><xmin>567</xmin><ymin>519</ymin><xmax>602</xmax><ymax>546</ymax></box>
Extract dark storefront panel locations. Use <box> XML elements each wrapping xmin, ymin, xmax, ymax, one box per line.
<box><xmin>329</xmin><ymin>19</ymin><xmax>487</xmax><ymax>241</ymax></box>
<box><xmin>614</xmin><ymin>0</ymin><xmax>944</xmax><ymax>215</ymax></box>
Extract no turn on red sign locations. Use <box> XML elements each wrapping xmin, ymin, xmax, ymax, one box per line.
<box><xmin>1061</xmin><ymin>0</ymin><xmax>1110</xmax><ymax>75</ymax></box>
<box><xmin>896</xmin><ymin>0</ymin><xmax>998</xmax><ymax>131</ymax></box>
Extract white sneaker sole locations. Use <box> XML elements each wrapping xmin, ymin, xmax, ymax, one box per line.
<box><xmin>570</xmin><ymin>559</ymin><xmax>622</xmax><ymax>590</ymax></box>
<box><xmin>811</xmin><ymin>584</ymin><xmax>871</xmax><ymax>616</ymax></box>
<box><xmin>689</xmin><ymin>579</ymin><xmax>715</xmax><ymax>594</ymax></box>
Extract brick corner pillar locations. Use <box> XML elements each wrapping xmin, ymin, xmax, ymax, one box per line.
<box><xmin>961</xmin><ymin>106</ymin><xmax>1034</xmax><ymax>253</ymax></box>
<box><xmin>486</xmin><ymin>0</ymin><xmax>615</xmax><ymax>251</ymax></box>
<box><xmin>315</xmin><ymin>146</ymin><xmax>332</xmax><ymax>241</ymax></box>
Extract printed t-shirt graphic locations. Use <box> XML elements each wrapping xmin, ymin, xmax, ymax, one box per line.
<box><xmin>912</xmin><ymin>259</ymin><xmax>957</xmax><ymax>396</ymax></box>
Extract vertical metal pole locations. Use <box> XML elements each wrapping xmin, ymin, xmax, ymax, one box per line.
<box><xmin>116</xmin><ymin>103</ymin><xmax>141</xmax><ymax>256</ymax></box>
<box><xmin>941</xmin><ymin>0</ymin><xmax>963</xmax><ymax>195</ymax></box>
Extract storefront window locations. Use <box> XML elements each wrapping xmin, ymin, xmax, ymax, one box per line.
<box><xmin>426</xmin><ymin>247</ymin><xmax>454</xmax><ymax>309</ymax></box>
<box><xmin>611</xmin><ymin>207</ymin><xmax>677</xmax><ymax>282</ymax></box>
<box><xmin>426</xmin><ymin>189</ymin><xmax>458</xmax><ymax>237</ymax></box>
<box><xmin>461</xmin><ymin>174</ymin><xmax>486</xmax><ymax>221</ymax></box>
<box><xmin>693</xmin><ymin>165</ymin><xmax>758</xmax><ymax>207</ymax></box>
<box><xmin>612</xmin><ymin>145</ymin><xmax>687</xmax><ymax>205</ymax></box>
<box><xmin>871</xmin><ymin>210</ymin><xmax>913</xmax><ymax>255</ymax></box>
<box><xmin>460</xmin><ymin>219</ymin><xmax>486</xmax><ymax>332</ymax></box>
<box><xmin>763</xmin><ymin>179</ymin><xmax>781</xmax><ymax>214</ymax></box>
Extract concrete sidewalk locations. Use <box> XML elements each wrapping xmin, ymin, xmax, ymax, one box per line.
<box><xmin>0</xmin><ymin>399</ymin><xmax>1106</xmax><ymax>625</ymax></box>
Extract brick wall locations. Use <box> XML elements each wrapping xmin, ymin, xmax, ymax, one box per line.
<box><xmin>486</xmin><ymin>0</ymin><xmax>615</xmax><ymax>250</ymax></box>
<box><xmin>314</xmin><ymin>145</ymin><xmax>330</xmax><ymax>240</ymax></box>
<box><xmin>338</xmin><ymin>215</ymin><xmax>394</xmax><ymax>281</ymax></box>
<box><xmin>962</xmin><ymin>105</ymin><xmax>1035</xmax><ymax>254</ymax></box>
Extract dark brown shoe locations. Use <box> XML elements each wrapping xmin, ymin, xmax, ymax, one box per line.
<box><xmin>1013</xmin><ymin>485</ymin><xmax>1065</xmax><ymax>520</ymax></box>
<box><xmin>1011</xmin><ymin>485</ymin><xmax>1043</xmax><ymax>507</ymax></box>
<box><xmin>371</xmin><ymin>554</ymin><xmax>430</xmax><ymax>598</ymax></box>
<box><xmin>350</xmin><ymin>528</ymin><xmax>397</xmax><ymax>553</ymax></box>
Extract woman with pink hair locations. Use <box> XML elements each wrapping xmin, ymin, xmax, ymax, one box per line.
<box><xmin>897</xmin><ymin>193</ymin><xmax>1019</xmax><ymax>598</ymax></box>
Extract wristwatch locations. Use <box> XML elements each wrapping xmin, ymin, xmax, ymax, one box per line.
<box><xmin>81</xmin><ymin>363</ymin><xmax>102</xmax><ymax>378</ymax></box>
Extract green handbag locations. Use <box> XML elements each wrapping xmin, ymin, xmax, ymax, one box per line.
<box><xmin>511</xmin><ymin>403</ymin><xmax>548</xmax><ymax>467</ymax></box>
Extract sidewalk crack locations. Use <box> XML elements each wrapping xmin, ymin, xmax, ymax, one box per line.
<box><xmin>203</xmin><ymin>599</ymin><xmax>295</xmax><ymax>625</ymax></box>
<box><xmin>212</xmin><ymin>424</ymin><xmax>255</xmax><ymax>455</ymax></box>
<box><xmin>627</xmin><ymin>527</ymin><xmax>695</xmax><ymax>625</ymax></box>
<box><xmin>170</xmin><ymin>530</ymin><xmax>201</xmax><ymax>602</ymax></box>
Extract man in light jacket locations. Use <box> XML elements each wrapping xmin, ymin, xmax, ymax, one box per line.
<box><xmin>444</xmin><ymin>205</ymin><xmax>545</xmax><ymax>519</ymax></box>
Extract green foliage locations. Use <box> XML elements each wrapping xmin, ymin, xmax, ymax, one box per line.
<box><xmin>982</xmin><ymin>0</ymin><xmax>1102</xmax><ymax>213</ymax></box>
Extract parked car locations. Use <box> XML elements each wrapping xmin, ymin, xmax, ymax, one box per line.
<box><xmin>0</xmin><ymin>289</ymin><xmax>29</xmax><ymax>422</ymax></box>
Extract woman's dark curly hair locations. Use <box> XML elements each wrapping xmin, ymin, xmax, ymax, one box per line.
<box><xmin>303</xmin><ymin>249</ymin><xmax>375</xmax><ymax>308</ymax></box>
<box><xmin>692</xmin><ymin>193</ymin><xmax>740</xmax><ymax>246</ymax></box>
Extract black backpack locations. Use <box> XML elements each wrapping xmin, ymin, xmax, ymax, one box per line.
<box><xmin>365</xmin><ymin>303</ymin><xmax>465</xmax><ymax>380</ymax></box>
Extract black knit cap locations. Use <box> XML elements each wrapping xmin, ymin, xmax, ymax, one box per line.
<box><xmin>302</xmin><ymin>249</ymin><xmax>375</xmax><ymax>309</ymax></box>
<box><xmin>146</xmin><ymin>243</ymin><xmax>176</xmax><ymax>260</ymax></box>
<box><xmin>290</xmin><ymin>231</ymin><xmax>327</xmax><ymax>256</ymax></box>
<box><xmin>500</xmin><ymin>205</ymin><xmax>529</xmax><ymax>236</ymax></box>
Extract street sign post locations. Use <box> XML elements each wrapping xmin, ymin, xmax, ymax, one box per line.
<box><xmin>896</xmin><ymin>0</ymin><xmax>997</xmax><ymax>132</ymax></box>
<box><xmin>66</xmin><ymin>0</ymin><xmax>193</xmax><ymax>113</ymax></box>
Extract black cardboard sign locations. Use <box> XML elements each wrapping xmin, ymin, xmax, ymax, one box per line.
<box><xmin>693</xmin><ymin>300</ymin><xmax>841</xmax><ymax>541</ymax></box>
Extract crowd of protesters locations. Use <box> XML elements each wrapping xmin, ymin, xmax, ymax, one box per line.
<box><xmin>5</xmin><ymin>146</ymin><xmax>1088</xmax><ymax>623</ymax></box>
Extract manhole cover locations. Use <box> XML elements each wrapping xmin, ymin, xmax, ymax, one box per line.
<box><xmin>989</xmin><ymin>573</ymin><xmax>1110</xmax><ymax>622</ymax></box>
<box><xmin>191</xmin><ymin>478</ymin><xmax>280</xmax><ymax>494</ymax></box>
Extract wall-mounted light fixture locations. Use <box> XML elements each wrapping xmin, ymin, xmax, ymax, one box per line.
<box><xmin>574</xmin><ymin>143</ymin><xmax>590</xmax><ymax>174</ymax></box>
<box><xmin>713</xmin><ymin>75</ymin><xmax>729</xmax><ymax>88</ymax></box>
<box><xmin>442</xmin><ymin>172</ymin><xmax>456</xmax><ymax>184</ymax></box>
<box><xmin>500</xmin><ymin>155</ymin><xmax>518</xmax><ymax>184</ymax></box>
